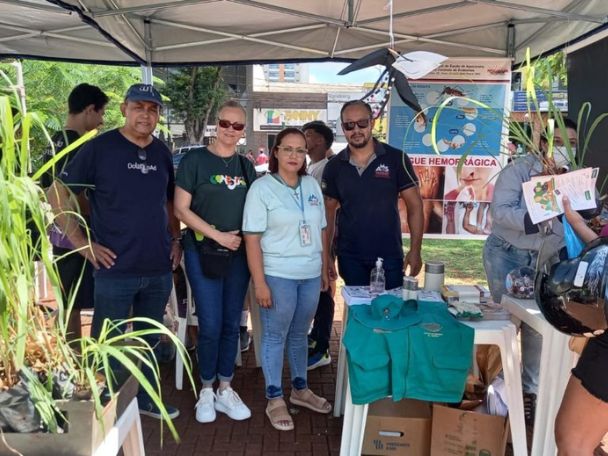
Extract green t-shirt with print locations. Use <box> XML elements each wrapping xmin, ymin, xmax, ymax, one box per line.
<box><xmin>175</xmin><ymin>147</ymin><xmax>256</xmax><ymax>250</ymax></box>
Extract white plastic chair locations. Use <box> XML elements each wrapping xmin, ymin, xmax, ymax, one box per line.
<box><xmin>173</xmin><ymin>263</ymin><xmax>196</xmax><ymax>390</ymax></box>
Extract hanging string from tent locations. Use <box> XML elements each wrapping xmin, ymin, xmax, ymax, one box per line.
<box><xmin>337</xmin><ymin>1</ymin><xmax>447</xmax><ymax>121</ymax></box>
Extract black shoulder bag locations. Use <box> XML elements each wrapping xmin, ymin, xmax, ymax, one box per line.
<box><xmin>196</xmin><ymin>155</ymin><xmax>251</xmax><ymax>279</ymax></box>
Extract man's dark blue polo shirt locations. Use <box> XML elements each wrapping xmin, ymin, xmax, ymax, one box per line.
<box><xmin>321</xmin><ymin>139</ymin><xmax>418</xmax><ymax>260</ymax></box>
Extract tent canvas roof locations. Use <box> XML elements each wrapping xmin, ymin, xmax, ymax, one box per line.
<box><xmin>1</xmin><ymin>0</ymin><xmax>607</xmax><ymax>65</ymax></box>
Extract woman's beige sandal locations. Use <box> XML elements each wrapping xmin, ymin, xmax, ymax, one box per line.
<box><xmin>266</xmin><ymin>398</ymin><xmax>294</xmax><ymax>431</ymax></box>
<box><xmin>290</xmin><ymin>388</ymin><xmax>332</xmax><ymax>414</ymax></box>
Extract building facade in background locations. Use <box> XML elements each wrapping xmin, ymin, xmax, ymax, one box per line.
<box><xmin>262</xmin><ymin>63</ymin><xmax>309</xmax><ymax>83</ymax></box>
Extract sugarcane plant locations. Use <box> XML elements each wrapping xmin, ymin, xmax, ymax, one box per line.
<box><xmin>0</xmin><ymin>72</ymin><xmax>195</xmax><ymax>441</ymax></box>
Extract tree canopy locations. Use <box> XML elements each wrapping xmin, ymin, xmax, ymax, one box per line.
<box><xmin>0</xmin><ymin>59</ymin><xmax>141</xmax><ymax>166</ymax></box>
<box><xmin>163</xmin><ymin>67</ymin><xmax>227</xmax><ymax>145</ymax></box>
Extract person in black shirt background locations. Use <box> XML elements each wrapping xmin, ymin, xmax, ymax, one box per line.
<box><xmin>41</xmin><ymin>83</ymin><xmax>108</xmax><ymax>339</ymax></box>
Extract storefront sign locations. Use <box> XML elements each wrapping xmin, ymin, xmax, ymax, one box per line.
<box><xmin>253</xmin><ymin>108</ymin><xmax>326</xmax><ymax>131</ymax></box>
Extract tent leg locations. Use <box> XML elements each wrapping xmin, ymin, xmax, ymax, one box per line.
<box><xmin>506</xmin><ymin>22</ymin><xmax>516</xmax><ymax>58</ymax></box>
<box><xmin>140</xmin><ymin>65</ymin><xmax>153</xmax><ymax>84</ymax></box>
<box><xmin>141</xmin><ymin>18</ymin><xmax>153</xmax><ymax>84</ymax></box>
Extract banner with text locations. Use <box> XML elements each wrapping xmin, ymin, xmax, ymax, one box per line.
<box><xmin>254</xmin><ymin>108</ymin><xmax>327</xmax><ymax>131</ymax></box>
<box><xmin>388</xmin><ymin>58</ymin><xmax>511</xmax><ymax>238</ymax></box>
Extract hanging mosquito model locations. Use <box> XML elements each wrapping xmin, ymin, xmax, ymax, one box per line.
<box><xmin>338</xmin><ymin>48</ymin><xmax>447</xmax><ymax>120</ymax></box>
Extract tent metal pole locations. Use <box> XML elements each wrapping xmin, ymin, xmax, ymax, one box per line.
<box><xmin>141</xmin><ymin>18</ymin><xmax>153</xmax><ymax>85</ymax></box>
<box><xmin>154</xmin><ymin>24</ymin><xmax>325</xmax><ymax>52</ymax></box>
<box><xmin>424</xmin><ymin>21</ymin><xmax>504</xmax><ymax>38</ymax></box>
<box><xmin>467</xmin><ymin>0</ymin><xmax>606</xmax><ymax>24</ymax></box>
<box><xmin>0</xmin><ymin>22</ymin><xmax>114</xmax><ymax>47</ymax></box>
<box><xmin>226</xmin><ymin>0</ymin><xmax>345</xmax><ymax>27</ymax></box>
<box><xmin>506</xmin><ymin>23</ymin><xmax>515</xmax><ymax>58</ymax></box>
<box><xmin>515</xmin><ymin>0</ymin><xmax>591</xmax><ymax>51</ymax></box>
<box><xmin>90</xmin><ymin>0</ymin><xmax>219</xmax><ymax>18</ymax></box>
<box><xmin>150</xmin><ymin>18</ymin><xmax>328</xmax><ymax>55</ymax></box>
<box><xmin>0</xmin><ymin>0</ymin><xmax>64</xmax><ymax>14</ymax></box>
<box><xmin>359</xmin><ymin>1</ymin><xmax>469</xmax><ymax>25</ymax></box>
<box><xmin>350</xmin><ymin>25</ymin><xmax>504</xmax><ymax>54</ymax></box>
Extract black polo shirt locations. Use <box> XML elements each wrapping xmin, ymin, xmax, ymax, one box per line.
<box><xmin>321</xmin><ymin>139</ymin><xmax>418</xmax><ymax>260</ymax></box>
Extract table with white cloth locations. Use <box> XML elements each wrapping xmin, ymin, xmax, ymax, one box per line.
<box><xmin>335</xmin><ymin>287</ymin><xmax>528</xmax><ymax>456</ymax></box>
<box><xmin>501</xmin><ymin>295</ymin><xmax>579</xmax><ymax>456</ymax></box>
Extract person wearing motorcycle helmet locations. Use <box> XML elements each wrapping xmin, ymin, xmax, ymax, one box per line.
<box><xmin>552</xmin><ymin>196</ymin><xmax>608</xmax><ymax>455</ymax></box>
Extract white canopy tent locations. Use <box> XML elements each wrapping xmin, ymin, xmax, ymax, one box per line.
<box><xmin>1</xmin><ymin>0</ymin><xmax>607</xmax><ymax>68</ymax></box>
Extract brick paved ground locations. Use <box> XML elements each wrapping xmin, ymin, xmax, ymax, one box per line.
<box><xmin>141</xmin><ymin>295</ymin><xmax>347</xmax><ymax>456</ymax></box>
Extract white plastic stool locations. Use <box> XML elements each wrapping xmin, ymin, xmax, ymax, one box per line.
<box><xmin>170</xmin><ymin>284</ymin><xmax>187</xmax><ymax>390</ymax></box>
<box><xmin>247</xmin><ymin>280</ymin><xmax>262</xmax><ymax>367</ymax></box>
<box><xmin>333</xmin><ymin>302</ymin><xmax>349</xmax><ymax>418</ymax></box>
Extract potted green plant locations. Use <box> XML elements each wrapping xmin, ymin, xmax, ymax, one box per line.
<box><xmin>0</xmin><ymin>75</ymin><xmax>195</xmax><ymax>455</ymax></box>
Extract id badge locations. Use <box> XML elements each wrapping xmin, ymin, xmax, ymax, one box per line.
<box><xmin>299</xmin><ymin>221</ymin><xmax>312</xmax><ymax>247</ymax></box>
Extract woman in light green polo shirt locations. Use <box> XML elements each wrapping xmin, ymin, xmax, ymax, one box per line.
<box><xmin>243</xmin><ymin>127</ymin><xmax>331</xmax><ymax>431</ymax></box>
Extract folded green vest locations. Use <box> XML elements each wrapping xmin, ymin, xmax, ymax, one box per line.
<box><xmin>343</xmin><ymin>296</ymin><xmax>474</xmax><ymax>405</ymax></box>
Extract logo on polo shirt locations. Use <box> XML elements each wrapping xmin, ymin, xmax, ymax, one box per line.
<box><xmin>308</xmin><ymin>194</ymin><xmax>320</xmax><ymax>206</ymax></box>
<box><xmin>128</xmin><ymin>162</ymin><xmax>157</xmax><ymax>174</ymax></box>
<box><xmin>374</xmin><ymin>164</ymin><xmax>390</xmax><ymax>179</ymax></box>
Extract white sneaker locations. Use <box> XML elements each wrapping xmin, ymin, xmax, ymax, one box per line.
<box><xmin>195</xmin><ymin>387</ymin><xmax>216</xmax><ymax>423</ymax></box>
<box><xmin>215</xmin><ymin>387</ymin><xmax>251</xmax><ymax>421</ymax></box>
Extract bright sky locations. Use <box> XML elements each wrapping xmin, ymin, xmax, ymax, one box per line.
<box><xmin>307</xmin><ymin>61</ymin><xmax>384</xmax><ymax>84</ymax></box>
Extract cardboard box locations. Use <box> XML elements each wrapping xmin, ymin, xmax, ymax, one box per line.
<box><xmin>430</xmin><ymin>404</ymin><xmax>508</xmax><ymax>456</ymax></box>
<box><xmin>362</xmin><ymin>398</ymin><xmax>432</xmax><ymax>456</ymax></box>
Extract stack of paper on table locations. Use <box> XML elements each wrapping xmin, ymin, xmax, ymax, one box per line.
<box><xmin>441</xmin><ymin>284</ymin><xmax>491</xmax><ymax>304</ymax></box>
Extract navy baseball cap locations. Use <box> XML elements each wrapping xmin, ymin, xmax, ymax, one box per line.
<box><xmin>124</xmin><ymin>84</ymin><xmax>163</xmax><ymax>107</ymax></box>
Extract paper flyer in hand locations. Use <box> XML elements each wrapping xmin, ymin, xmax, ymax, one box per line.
<box><xmin>522</xmin><ymin>167</ymin><xmax>598</xmax><ymax>224</ymax></box>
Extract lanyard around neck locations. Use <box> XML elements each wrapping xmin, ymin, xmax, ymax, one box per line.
<box><xmin>275</xmin><ymin>174</ymin><xmax>306</xmax><ymax>222</ymax></box>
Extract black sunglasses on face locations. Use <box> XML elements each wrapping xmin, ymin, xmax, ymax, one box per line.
<box><xmin>218</xmin><ymin>119</ymin><xmax>245</xmax><ymax>131</ymax></box>
<box><xmin>342</xmin><ymin>118</ymin><xmax>371</xmax><ymax>131</ymax></box>
<box><xmin>137</xmin><ymin>148</ymin><xmax>147</xmax><ymax>161</ymax></box>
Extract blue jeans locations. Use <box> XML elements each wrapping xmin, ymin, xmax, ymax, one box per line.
<box><xmin>92</xmin><ymin>273</ymin><xmax>173</xmax><ymax>405</ymax></box>
<box><xmin>337</xmin><ymin>255</ymin><xmax>404</xmax><ymax>289</ymax></box>
<box><xmin>184</xmin><ymin>249</ymin><xmax>250</xmax><ymax>384</ymax></box>
<box><xmin>483</xmin><ymin>233</ymin><xmax>541</xmax><ymax>394</ymax></box>
<box><xmin>261</xmin><ymin>275</ymin><xmax>321</xmax><ymax>399</ymax></box>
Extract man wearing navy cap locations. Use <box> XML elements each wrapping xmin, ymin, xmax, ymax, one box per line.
<box><xmin>48</xmin><ymin>83</ymin><xmax>182</xmax><ymax>420</ymax></box>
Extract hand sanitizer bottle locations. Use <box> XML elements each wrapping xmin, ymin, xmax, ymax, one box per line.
<box><xmin>370</xmin><ymin>257</ymin><xmax>386</xmax><ymax>296</ymax></box>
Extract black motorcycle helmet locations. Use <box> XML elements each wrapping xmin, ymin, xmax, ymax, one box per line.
<box><xmin>535</xmin><ymin>236</ymin><xmax>608</xmax><ymax>337</ymax></box>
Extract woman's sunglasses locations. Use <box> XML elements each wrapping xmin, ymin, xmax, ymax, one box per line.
<box><xmin>342</xmin><ymin>118</ymin><xmax>371</xmax><ymax>131</ymax></box>
<box><xmin>218</xmin><ymin>119</ymin><xmax>245</xmax><ymax>131</ymax></box>
<box><xmin>137</xmin><ymin>148</ymin><xmax>147</xmax><ymax>161</ymax></box>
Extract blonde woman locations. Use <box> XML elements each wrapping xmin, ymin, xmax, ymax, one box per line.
<box><xmin>174</xmin><ymin>100</ymin><xmax>256</xmax><ymax>423</ymax></box>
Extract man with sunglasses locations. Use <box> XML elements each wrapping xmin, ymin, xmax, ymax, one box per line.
<box><xmin>48</xmin><ymin>83</ymin><xmax>182</xmax><ymax>420</ymax></box>
<box><xmin>321</xmin><ymin>100</ymin><xmax>424</xmax><ymax>290</ymax></box>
